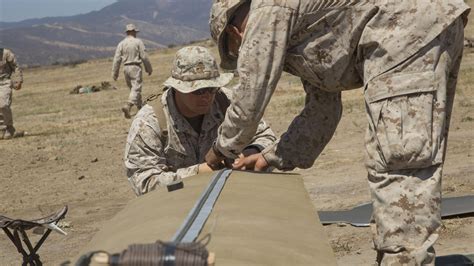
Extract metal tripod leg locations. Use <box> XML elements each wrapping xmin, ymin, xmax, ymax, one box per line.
<box><xmin>2</xmin><ymin>227</ymin><xmax>53</xmax><ymax>265</ymax></box>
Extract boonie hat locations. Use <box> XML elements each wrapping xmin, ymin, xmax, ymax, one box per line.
<box><xmin>163</xmin><ymin>46</ymin><xmax>233</xmax><ymax>93</ymax></box>
<box><xmin>125</xmin><ymin>24</ymin><xmax>139</xmax><ymax>32</ymax></box>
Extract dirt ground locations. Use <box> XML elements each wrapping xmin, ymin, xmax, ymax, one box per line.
<box><xmin>1</xmin><ymin>35</ymin><xmax>474</xmax><ymax>266</ymax></box>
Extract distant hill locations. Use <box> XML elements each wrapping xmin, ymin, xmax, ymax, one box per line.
<box><xmin>0</xmin><ymin>0</ymin><xmax>212</xmax><ymax>66</ymax></box>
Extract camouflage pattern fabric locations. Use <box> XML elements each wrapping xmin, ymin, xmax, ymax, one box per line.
<box><xmin>209</xmin><ymin>0</ymin><xmax>469</xmax><ymax>164</ymax></box>
<box><xmin>124</xmin><ymin>88</ymin><xmax>276</xmax><ymax>196</ymax></box>
<box><xmin>0</xmin><ymin>80</ymin><xmax>13</xmax><ymax>128</ymax></box>
<box><xmin>163</xmin><ymin>46</ymin><xmax>233</xmax><ymax>93</ymax></box>
<box><xmin>209</xmin><ymin>0</ymin><xmax>470</xmax><ymax>265</ymax></box>
<box><xmin>112</xmin><ymin>36</ymin><xmax>153</xmax><ymax>107</ymax></box>
<box><xmin>123</xmin><ymin>65</ymin><xmax>143</xmax><ymax>106</ymax></box>
<box><xmin>0</xmin><ymin>48</ymin><xmax>23</xmax><ymax>129</ymax></box>
<box><xmin>263</xmin><ymin>79</ymin><xmax>343</xmax><ymax>169</ymax></box>
<box><xmin>367</xmin><ymin>19</ymin><xmax>465</xmax><ymax>265</ymax></box>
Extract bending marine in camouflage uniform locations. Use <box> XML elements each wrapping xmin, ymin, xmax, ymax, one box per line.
<box><xmin>124</xmin><ymin>46</ymin><xmax>276</xmax><ymax>196</ymax></box>
<box><xmin>112</xmin><ymin>24</ymin><xmax>153</xmax><ymax>119</ymax></box>
<box><xmin>0</xmin><ymin>48</ymin><xmax>24</xmax><ymax>140</ymax></box>
<box><xmin>205</xmin><ymin>1</ymin><xmax>470</xmax><ymax>265</ymax></box>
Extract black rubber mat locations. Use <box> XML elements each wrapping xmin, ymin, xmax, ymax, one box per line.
<box><xmin>435</xmin><ymin>254</ymin><xmax>474</xmax><ymax>266</ymax></box>
<box><xmin>318</xmin><ymin>195</ymin><xmax>474</xmax><ymax>227</ymax></box>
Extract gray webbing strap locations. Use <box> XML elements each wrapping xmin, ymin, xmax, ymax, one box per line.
<box><xmin>171</xmin><ymin>169</ymin><xmax>232</xmax><ymax>243</ymax></box>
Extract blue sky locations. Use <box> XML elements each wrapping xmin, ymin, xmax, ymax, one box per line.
<box><xmin>0</xmin><ymin>0</ymin><xmax>116</xmax><ymax>22</ymax></box>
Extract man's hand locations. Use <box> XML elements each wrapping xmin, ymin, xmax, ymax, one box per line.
<box><xmin>198</xmin><ymin>163</ymin><xmax>214</xmax><ymax>174</ymax></box>
<box><xmin>205</xmin><ymin>144</ymin><xmax>226</xmax><ymax>170</ymax></box>
<box><xmin>233</xmin><ymin>153</ymin><xmax>269</xmax><ymax>171</ymax></box>
<box><xmin>13</xmin><ymin>82</ymin><xmax>22</xmax><ymax>90</ymax></box>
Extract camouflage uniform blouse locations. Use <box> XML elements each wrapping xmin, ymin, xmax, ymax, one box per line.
<box><xmin>112</xmin><ymin>36</ymin><xmax>153</xmax><ymax>79</ymax></box>
<box><xmin>212</xmin><ymin>0</ymin><xmax>470</xmax><ymax>169</ymax></box>
<box><xmin>124</xmin><ymin>88</ymin><xmax>276</xmax><ymax>195</ymax></box>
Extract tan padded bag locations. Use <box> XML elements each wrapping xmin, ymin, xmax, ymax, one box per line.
<box><xmin>75</xmin><ymin>171</ymin><xmax>337</xmax><ymax>265</ymax></box>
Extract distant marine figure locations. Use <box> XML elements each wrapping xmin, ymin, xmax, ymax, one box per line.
<box><xmin>112</xmin><ymin>24</ymin><xmax>153</xmax><ymax>119</ymax></box>
<box><xmin>0</xmin><ymin>48</ymin><xmax>24</xmax><ymax>140</ymax></box>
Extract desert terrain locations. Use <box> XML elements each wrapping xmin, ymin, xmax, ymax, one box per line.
<box><xmin>1</xmin><ymin>12</ymin><xmax>474</xmax><ymax>266</ymax></box>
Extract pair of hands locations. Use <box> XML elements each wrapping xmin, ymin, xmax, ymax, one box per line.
<box><xmin>233</xmin><ymin>152</ymin><xmax>269</xmax><ymax>171</ymax></box>
<box><xmin>199</xmin><ymin>147</ymin><xmax>270</xmax><ymax>174</ymax></box>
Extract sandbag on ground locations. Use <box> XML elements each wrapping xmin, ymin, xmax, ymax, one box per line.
<box><xmin>75</xmin><ymin>171</ymin><xmax>337</xmax><ymax>265</ymax></box>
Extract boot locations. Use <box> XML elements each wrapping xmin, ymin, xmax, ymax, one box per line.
<box><xmin>1</xmin><ymin>126</ymin><xmax>25</xmax><ymax>140</ymax></box>
<box><xmin>121</xmin><ymin>103</ymin><xmax>133</xmax><ymax>119</ymax></box>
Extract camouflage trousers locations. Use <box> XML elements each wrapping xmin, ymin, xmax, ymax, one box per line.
<box><xmin>0</xmin><ymin>79</ymin><xmax>13</xmax><ymax>129</ymax></box>
<box><xmin>124</xmin><ymin>64</ymin><xmax>143</xmax><ymax>107</ymax></box>
<box><xmin>364</xmin><ymin>18</ymin><xmax>464</xmax><ymax>265</ymax></box>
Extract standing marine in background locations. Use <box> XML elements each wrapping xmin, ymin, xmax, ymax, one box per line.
<box><xmin>206</xmin><ymin>0</ymin><xmax>470</xmax><ymax>265</ymax></box>
<box><xmin>0</xmin><ymin>48</ymin><xmax>24</xmax><ymax>140</ymax></box>
<box><xmin>112</xmin><ymin>24</ymin><xmax>153</xmax><ymax>119</ymax></box>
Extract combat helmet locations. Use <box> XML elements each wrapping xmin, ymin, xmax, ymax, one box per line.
<box><xmin>209</xmin><ymin>0</ymin><xmax>248</xmax><ymax>70</ymax></box>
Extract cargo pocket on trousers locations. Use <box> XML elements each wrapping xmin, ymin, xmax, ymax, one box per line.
<box><xmin>364</xmin><ymin>71</ymin><xmax>441</xmax><ymax>172</ymax></box>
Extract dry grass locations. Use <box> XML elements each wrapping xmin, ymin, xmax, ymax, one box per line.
<box><xmin>465</xmin><ymin>0</ymin><xmax>474</xmax><ymax>38</ymax></box>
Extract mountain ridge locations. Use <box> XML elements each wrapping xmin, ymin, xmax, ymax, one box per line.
<box><xmin>0</xmin><ymin>0</ymin><xmax>213</xmax><ymax>66</ymax></box>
